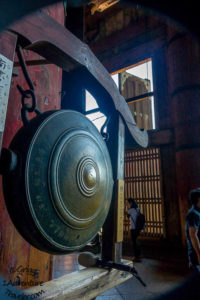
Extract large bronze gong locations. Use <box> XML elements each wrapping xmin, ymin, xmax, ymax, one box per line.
<box><xmin>3</xmin><ymin>110</ymin><xmax>113</xmax><ymax>254</ymax></box>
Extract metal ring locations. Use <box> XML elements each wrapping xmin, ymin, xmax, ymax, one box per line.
<box><xmin>21</xmin><ymin>89</ymin><xmax>36</xmax><ymax>112</ymax></box>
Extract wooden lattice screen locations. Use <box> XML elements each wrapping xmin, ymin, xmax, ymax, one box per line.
<box><xmin>124</xmin><ymin>147</ymin><xmax>165</xmax><ymax>240</ymax></box>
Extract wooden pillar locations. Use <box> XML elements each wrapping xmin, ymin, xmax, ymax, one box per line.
<box><xmin>152</xmin><ymin>48</ymin><xmax>171</xmax><ymax>130</ymax></box>
<box><xmin>65</xmin><ymin>6</ymin><xmax>85</xmax><ymax>41</ymax></box>
<box><xmin>62</xmin><ymin>6</ymin><xmax>85</xmax><ymax>114</ymax></box>
<box><xmin>166</xmin><ymin>27</ymin><xmax>200</xmax><ymax>244</ymax></box>
<box><xmin>152</xmin><ymin>47</ymin><xmax>181</xmax><ymax>243</ymax></box>
<box><xmin>61</xmin><ymin>69</ymin><xmax>86</xmax><ymax>113</ymax></box>
<box><xmin>102</xmin><ymin>113</ymin><xmax>125</xmax><ymax>263</ymax></box>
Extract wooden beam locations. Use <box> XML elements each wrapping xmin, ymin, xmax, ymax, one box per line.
<box><xmin>89</xmin><ymin>15</ymin><xmax>151</xmax><ymax>55</ymax></box>
<box><xmin>10</xmin><ymin>11</ymin><xmax>148</xmax><ymax>148</ymax></box>
<box><xmin>14</xmin><ymin>59</ymin><xmax>51</xmax><ymax>67</ymax></box>
<box><xmin>24</xmin><ymin>260</ymin><xmax>132</xmax><ymax>300</ymax></box>
<box><xmin>148</xmin><ymin>129</ymin><xmax>174</xmax><ymax>146</ymax></box>
<box><xmin>126</xmin><ymin>129</ymin><xmax>174</xmax><ymax>149</ymax></box>
<box><xmin>126</xmin><ymin>92</ymin><xmax>154</xmax><ymax>104</ymax></box>
<box><xmin>110</xmin><ymin>58</ymin><xmax>151</xmax><ymax>75</ymax></box>
<box><xmin>90</xmin><ymin>22</ymin><xmax>167</xmax><ymax>73</ymax></box>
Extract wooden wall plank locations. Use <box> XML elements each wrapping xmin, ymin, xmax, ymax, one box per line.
<box><xmin>0</xmin><ymin>3</ymin><xmax>64</xmax><ymax>287</ymax></box>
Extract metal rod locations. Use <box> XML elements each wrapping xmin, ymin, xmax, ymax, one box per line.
<box><xmin>85</xmin><ymin>108</ymin><xmax>100</xmax><ymax>115</ymax></box>
<box><xmin>16</xmin><ymin>45</ymin><xmax>34</xmax><ymax>91</ymax></box>
<box><xmin>126</xmin><ymin>92</ymin><xmax>154</xmax><ymax>104</ymax></box>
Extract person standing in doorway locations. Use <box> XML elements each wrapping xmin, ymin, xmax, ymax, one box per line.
<box><xmin>127</xmin><ymin>197</ymin><xmax>142</xmax><ymax>262</ymax></box>
<box><xmin>185</xmin><ymin>189</ymin><xmax>200</xmax><ymax>270</ymax></box>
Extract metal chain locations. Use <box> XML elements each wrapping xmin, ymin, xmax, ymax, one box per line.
<box><xmin>100</xmin><ymin>117</ymin><xmax>110</xmax><ymax>141</ymax></box>
<box><xmin>16</xmin><ymin>45</ymin><xmax>41</xmax><ymax>126</ymax></box>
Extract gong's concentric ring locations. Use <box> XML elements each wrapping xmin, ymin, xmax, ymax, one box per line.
<box><xmin>76</xmin><ymin>157</ymin><xmax>99</xmax><ymax>197</ymax></box>
<box><xmin>3</xmin><ymin>110</ymin><xmax>113</xmax><ymax>254</ymax></box>
<box><xmin>48</xmin><ymin>128</ymin><xmax>107</xmax><ymax>230</ymax></box>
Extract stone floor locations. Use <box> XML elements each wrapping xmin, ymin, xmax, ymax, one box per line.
<box><xmin>95</xmin><ymin>258</ymin><xmax>186</xmax><ymax>300</ymax></box>
<box><xmin>52</xmin><ymin>254</ymin><xmax>189</xmax><ymax>300</ymax></box>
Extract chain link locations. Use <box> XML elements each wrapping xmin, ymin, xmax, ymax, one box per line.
<box><xmin>16</xmin><ymin>45</ymin><xmax>41</xmax><ymax>126</ymax></box>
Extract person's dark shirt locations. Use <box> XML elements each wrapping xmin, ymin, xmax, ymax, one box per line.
<box><xmin>185</xmin><ymin>206</ymin><xmax>200</xmax><ymax>257</ymax></box>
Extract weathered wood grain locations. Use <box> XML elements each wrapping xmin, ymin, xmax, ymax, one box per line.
<box><xmin>25</xmin><ymin>260</ymin><xmax>133</xmax><ymax>300</ymax></box>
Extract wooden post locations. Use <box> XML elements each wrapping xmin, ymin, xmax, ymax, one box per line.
<box><xmin>166</xmin><ymin>27</ymin><xmax>200</xmax><ymax>245</ymax></box>
<box><xmin>61</xmin><ymin>69</ymin><xmax>85</xmax><ymax>113</ymax></box>
<box><xmin>62</xmin><ymin>6</ymin><xmax>85</xmax><ymax>114</ymax></box>
<box><xmin>102</xmin><ymin>113</ymin><xmax>125</xmax><ymax>263</ymax></box>
<box><xmin>151</xmin><ymin>47</ymin><xmax>181</xmax><ymax>244</ymax></box>
<box><xmin>152</xmin><ymin>48</ymin><xmax>170</xmax><ymax>130</ymax></box>
<box><xmin>65</xmin><ymin>6</ymin><xmax>85</xmax><ymax>41</ymax></box>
